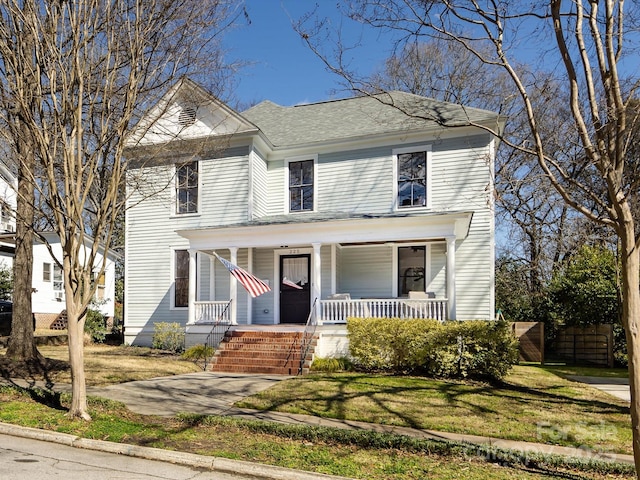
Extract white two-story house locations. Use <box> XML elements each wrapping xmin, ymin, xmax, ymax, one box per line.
<box><xmin>124</xmin><ymin>78</ymin><xmax>503</xmax><ymax>367</ymax></box>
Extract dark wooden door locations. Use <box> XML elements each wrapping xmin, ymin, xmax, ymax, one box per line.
<box><xmin>280</xmin><ymin>254</ymin><xmax>311</xmax><ymax>324</ymax></box>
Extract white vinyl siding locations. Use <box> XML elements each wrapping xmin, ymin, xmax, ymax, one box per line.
<box><xmin>125</xmin><ymin>176</ymin><xmax>186</xmax><ymax>330</ymax></box>
<box><xmin>338</xmin><ymin>246</ymin><xmax>393</xmax><ymax>299</ymax></box>
<box><xmin>428</xmin><ymin>242</ymin><xmax>447</xmax><ymax>298</ymax></box>
<box><xmin>455</xmin><ymin>209</ymin><xmax>494</xmax><ymax>319</ymax></box>
<box><xmin>251</xmin><ymin>149</ymin><xmax>269</xmax><ymax>218</ymax></box>
<box><xmin>251</xmin><ymin>248</ymin><xmax>276</xmax><ymax>325</ymax></box>
<box><xmin>198</xmin><ymin>155</ymin><xmax>250</xmax><ymax>225</ymax></box>
<box><xmin>317</xmin><ymin>147</ymin><xmax>392</xmax><ymax>214</ymax></box>
<box><xmin>265</xmin><ymin>160</ymin><xmax>285</xmax><ymax>215</ymax></box>
<box><xmin>430</xmin><ymin>135</ymin><xmax>493</xmax><ymax>211</ymax></box>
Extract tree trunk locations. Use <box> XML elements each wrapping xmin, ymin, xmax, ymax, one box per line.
<box><xmin>66</xmin><ymin>299</ymin><xmax>90</xmax><ymax>420</ymax></box>
<box><xmin>618</xmin><ymin>215</ymin><xmax>640</xmax><ymax>473</ymax></box>
<box><xmin>6</xmin><ymin>150</ymin><xmax>40</xmax><ymax>361</ymax></box>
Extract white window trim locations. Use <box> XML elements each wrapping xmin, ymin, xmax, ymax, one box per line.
<box><xmin>284</xmin><ymin>154</ymin><xmax>318</xmax><ymax>214</ymax></box>
<box><xmin>172</xmin><ymin>160</ymin><xmax>201</xmax><ymax>217</ymax></box>
<box><xmin>392</xmin><ymin>145</ymin><xmax>432</xmax><ymax>210</ymax></box>
<box><xmin>52</xmin><ymin>263</ymin><xmax>64</xmax><ymax>301</ymax></box>
<box><xmin>392</xmin><ymin>242</ymin><xmax>431</xmax><ymax>297</ymax></box>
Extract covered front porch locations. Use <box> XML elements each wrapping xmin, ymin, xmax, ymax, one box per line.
<box><xmin>177</xmin><ymin>211</ymin><xmax>472</xmax><ymax>329</ymax></box>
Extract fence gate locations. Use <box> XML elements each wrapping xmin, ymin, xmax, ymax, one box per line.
<box><xmin>552</xmin><ymin>324</ymin><xmax>613</xmax><ymax>368</ymax></box>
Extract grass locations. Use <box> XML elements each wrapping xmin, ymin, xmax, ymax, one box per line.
<box><xmin>35</xmin><ymin>344</ymin><xmax>202</xmax><ymax>386</ymax></box>
<box><xmin>237</xmin><ymin>366</ymin><xmax>632</xmax><ymax>455</ymax></box>
<box><xmin>0</xmin><ymin>343</ymin><xmax>635</xmax><ymax>479</ymax></box>
<box><xmin>0</xmin><ymin>385</ymin><xmax>633</xmax><ymax>480</ymax></box>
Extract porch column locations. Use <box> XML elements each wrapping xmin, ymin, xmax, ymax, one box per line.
<box><xmin>229</xmin><ymin>247</ymin><xmax>238</xmax><ymax>325</ymax></box>
<box><xmin>312</xmin><ymin>242</ymin><xmax>322</xmax><ymax>323</ymax></box>
<box><xmin>187</xmin><ymin>249</ymin><xmax>197</xmax><ymax>325</ymax></box>
<box><xmin>247</xmin><ymin>248</ymin><xmax>254</xmax><ymax>325</ymax></box>
<box><xmin>446</xmin><ymin>236</ymin><xmax>456</xmax><ymax>320</ymax></box>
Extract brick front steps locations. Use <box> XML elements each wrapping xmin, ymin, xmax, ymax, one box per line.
<box><xmin>209</xmin><ymin>329</ymin><xmax>317</xmax><ymax>375</ymax></box>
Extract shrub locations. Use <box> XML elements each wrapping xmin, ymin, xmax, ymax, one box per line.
<box><xmin>84</xmin><ymin>308</ymin><xmax>107</xmax><ymax>343</ymax></box>
<box><xmin>182</xmin><ymin>344</ymin><xmax>214</xmax><ymax>362</ymax></box>
<box><xmin>347</xmin><ymin>317</ymin><xmax>519</xmax><ymax>381</ymax></box>
<box><xmin>152</xmin><ymin>322</ymin><xmax>185</xmax><ymax>353</ymax></box>
<box><xmin>310</xmin><ymin>356</ymin><xmax>353</xmax><ymax>373</ymax></box>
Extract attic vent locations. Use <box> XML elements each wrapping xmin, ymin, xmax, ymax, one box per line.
<box><xmin>178</xmin><ymin>105</ymin><xmax>197</xmax><ymax>126</ymax></box>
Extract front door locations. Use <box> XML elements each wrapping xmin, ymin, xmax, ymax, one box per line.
<box><xmin>280</xmin><ymin>254</ymin><xmax>311</xmax><ymax>324</ymax></box>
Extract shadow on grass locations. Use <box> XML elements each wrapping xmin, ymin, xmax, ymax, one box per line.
<box><xmin>0</xmin><ymin>354</ymin><xmax>69</xmax><ymax>411</ymax></box>
<box><xmin>241</xmin><ymin>370</ymin><xmax>630</xmax><ymax>434</ymax></box>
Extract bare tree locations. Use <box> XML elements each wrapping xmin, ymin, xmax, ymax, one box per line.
<box><xmin>0</xmin><ymin>0</ymin><xmax>239</xmax><ymax>420</ymax></box>
<box><xmin>367</xmin><ymin>38</ymin><xmax>594</xmax><ymax>321</ymax></box>
<box><xmin>297</xmin><ymin>0</ymin><xmax>640</xmax><ymax>470</ymax></box>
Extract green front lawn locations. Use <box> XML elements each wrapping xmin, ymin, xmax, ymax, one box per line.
<box><xmin>237</xmin><ymin>365</ymin><xmax>632</xmax><ymax>455</ymax></box>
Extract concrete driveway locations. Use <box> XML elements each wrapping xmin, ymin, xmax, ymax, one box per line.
<box><xmin>89</xmin><ymin>372</ymin><xmax>289</xmax><ymax>416</ymax></box>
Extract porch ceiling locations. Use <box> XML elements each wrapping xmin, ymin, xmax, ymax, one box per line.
<box><xmin>177</xmin><ymin>211</ymin><xmax>473</xmax><ymax>250</ymax></box>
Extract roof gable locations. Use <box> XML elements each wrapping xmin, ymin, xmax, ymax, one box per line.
<box><xmin>126</xmin><ymin>77</ymin><xmax>258</xmax><ymax>148</ymax></box>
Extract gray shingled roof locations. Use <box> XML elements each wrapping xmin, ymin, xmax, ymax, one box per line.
<box><xmin>242</xmin><ymin>91</ymin><xmax>500</xmax><ymax>148</ymax></box>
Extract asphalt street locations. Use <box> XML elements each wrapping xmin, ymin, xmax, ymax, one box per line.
<box><xmin>0</xmin><ymin>433</ymin><xmax>261</xmax><ymax>480</ymax></box>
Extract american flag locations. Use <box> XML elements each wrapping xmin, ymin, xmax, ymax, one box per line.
<box><xmin>214</xmin><ymin>253</ymin><xmax>271</xmax><ymax>298</ymax></box>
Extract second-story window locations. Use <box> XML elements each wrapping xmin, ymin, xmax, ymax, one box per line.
<box><xmin>397</xmin><ymin>151</ymin><xmax>427</xmax><ymax>208</ymax></box>
<box><xmin>289</xmin><ymin>159</ymin><xmax>314</xmax><ymax>212</ymax></box>
<box><xmin>176</xmin><ymin>161</ymin><xmax>198</xmax><ymax>214</ymax></box>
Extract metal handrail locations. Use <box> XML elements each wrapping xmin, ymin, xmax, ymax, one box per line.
<box><xmin>202</xmin><ymin>299</ymin><xmax>233</xmax><ymax>370</ymax></box>
<box><xmin>298</xmin><ymin>297</ymin><xmax>318</xmax><ymax>375</ymax></box>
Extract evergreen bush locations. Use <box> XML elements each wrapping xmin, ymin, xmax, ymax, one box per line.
<box><xmin>84</xmin><ymin>307</ymin><xmax>107</xmax><ymax>343</ymax></box>
<box><xmin>347</xmin><ymin>317</ymin><xmax>519</xmax><ymax>381</ymax></box>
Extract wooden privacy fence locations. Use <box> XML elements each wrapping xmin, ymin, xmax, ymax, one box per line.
<box><xmin>552</xmin><ymin>324</ymin><xmax>613</xmax><ymax>368</ymax></box>
<box><xmin>511</xmin><ymin>322</ymin><xmax>544</xmax><ymax>363</ymax></box>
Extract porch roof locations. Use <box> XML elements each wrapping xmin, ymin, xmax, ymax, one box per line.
<box><xmin>176</xmin><ymin>210</ymin><xmax>473</xmax><ymax>250</ymax></box>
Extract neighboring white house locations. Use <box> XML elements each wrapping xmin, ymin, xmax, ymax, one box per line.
<box><xmin>0</xmin><ymin>164</ymin><xmax>118</xmax><ymax>327</ymax></box>
<box><xmin>124</xmin><ymin>78</ymin><xmax>504</xmax><ymax>356</ymax></box>
<box><xmin>31</xmin><ymin>233</ymin><xmax>118</xmax><ymax>327</ymax></box>
<box><xmin>0</xmin><ymin>161</ymin><xmax>17</xmax><ymax>267</ymax></box>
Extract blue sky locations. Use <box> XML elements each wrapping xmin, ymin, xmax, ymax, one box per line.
<box><xmin>224</xmin><ymin>1</ymin><xmax>397</xmax><ymax>107</ymax></box>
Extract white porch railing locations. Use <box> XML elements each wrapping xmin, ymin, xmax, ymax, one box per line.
<box><xmin>193</xmin><ymin>301</ymin><xmax>232</xmax><ymax>324</ymax></box>
<box><xmin>191</xmin><ymin>298</ymin><xmax>448</xmax><ymax>325</ymax></box>
<box><xmin>320</xmin><ymin>298</ymin><xmax>448</xmax><ymax>323</ymax></box>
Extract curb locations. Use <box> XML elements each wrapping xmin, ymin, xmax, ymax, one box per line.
<box><xmin>0</xmin><ymin>422</ymin><xmax>353</xmax><ymax>480</ymax></box>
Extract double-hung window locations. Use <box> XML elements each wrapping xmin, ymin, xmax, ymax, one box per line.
<box><xmin>174</xmin><ymin>250</ymin><xmax>189</xmax><ymax>308</ymax></box>
<box><xmin>288</xmin><ymin>159</ymin><xmax>314</xmax><ymax>212</ymax></box>
<box><xmin>93</xmin><ymin>271</ymin><xmax>106</xmax><ymax>301</ymax></box>
<box><xmin>396</xmin><ymin>147</ymin><xmax>430</xmax><ymax>208</ymax></box>
<box><xmin>43</xmin><ymin>262</ymin><xmax>51</xmax><ymax>282</ymax></box>
<box><xmin>176</xmin><ymin>161</ymin><xmax>198</xmax><ymax>214</ymax></box>
<box><xmin>43</xmin><ymin>262</ymin><xmax>64</xmax><ymax>299</ymax></box>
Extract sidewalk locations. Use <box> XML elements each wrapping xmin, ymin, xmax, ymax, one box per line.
<box><xmin>566</xmin><ymin>375</ymin><xmax>630</xmax><ymax>402</ymax></box>
<box><xmin>0</xmin><ymin>372</ymin><xmax>635</xmax><ymax>476</ymax></box>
